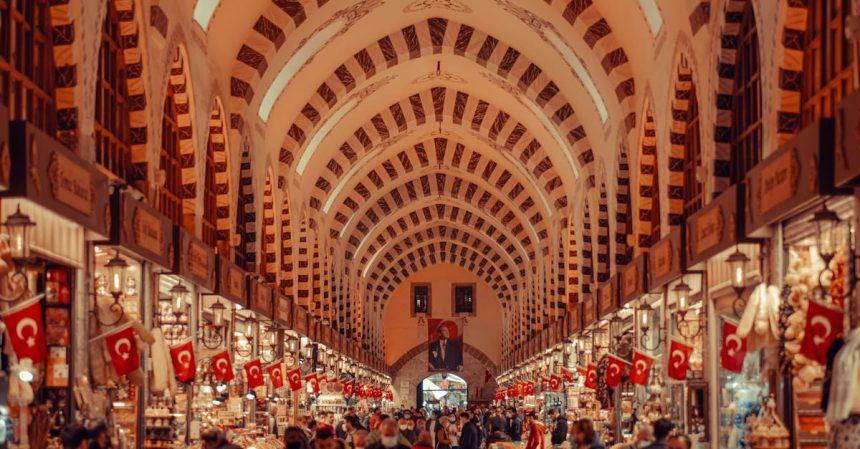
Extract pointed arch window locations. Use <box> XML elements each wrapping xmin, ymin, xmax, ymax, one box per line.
<box><xmin>801</xmin><ymin>0</ymin><xmax>854</xmax><ymax>125</ymax></box>
<box><xmin>683</xmin><ymin>83</ymin><xmax>704</xmax><ymax>218</ymax></box>
<box><xmin>730</xmin><ymin>0</ymin><xmax>762</xmax><ymax>184</ymax></box>
<box><xmin>95</xmin><ymin>1</ymin><xmax>133</xmax><ymax>182</ymax></box>
<box><xmin>1</xmin><ymin>0</ymin><xmax>56</xmax><ymax>133</ymax></box>
<box><xmin>158</xmin><ymin>81</ymin><xmax>184</xmax><ymax>226</ymax></box>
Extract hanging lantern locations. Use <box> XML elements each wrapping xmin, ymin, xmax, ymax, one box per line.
<box><xmin>105</xmin><ymin>253</ymin><xmax>129</xmax><ymax>299</ymax></box>
<box><xmin>673</xmin><ymin>279</ymin><xmax>692</xmax><ymax>313</ymax></box>
<box><xmin>812</xmin><ymin>204</ymin><xmax>846</xmax><ymax>263</ymax></box>
<box><xmin>727</xmin><ymin>248</ymin><xmax>751</xmax><ymax>292</ymax></box>
<box><xmin>3</xmin><ymin>206</ymin><xmax>34</xmax><ymax>260</ymax></box>
<box><xmin>210</xmin><ymin>300</ymin><xmax>227</xmax><ymax>327</ymax></box>
<box><xmin>170</xmin><ymin>283</ymin><xmax>190</xmax><ymax>311</ymax></box>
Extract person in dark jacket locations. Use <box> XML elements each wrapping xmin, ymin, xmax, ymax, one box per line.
<box><xmin>641</xmin><ymin>419</ymin><xmax>673</xmax><ymax>449</ymax></box>
<box><xmin>504</xmin><ymin>408</ymin><xmax>522</xmax><ymax>442</ymax></box>
<box><xmin>487</xmin><ymin>408</ymin><xmax>507</xmax><ymax>435</ymax></box>
<box><xmin>458</xmin><ymin>413</ymin><xmax>480</xmax><ymax>449</ymax></box>
<box><xmin>573</xmin><ymin>419</ymin><xmax>605</xmax><ymax>449</ymax></box>
<box><xmin>549</xmin><ymin>410</ymin><xmax>568</xmax><ymax>448</ymax></box>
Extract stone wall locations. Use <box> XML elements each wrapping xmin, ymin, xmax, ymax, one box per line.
<box><xmin>390</xmin><ymin>349</ymin><xmax>497</xmax><ymax>409</ymax></box>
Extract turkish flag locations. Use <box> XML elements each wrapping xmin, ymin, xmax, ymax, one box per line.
<box><xmin>561</xmin><ymin>367</ymin><xmax>574</xmax><ymax>383</ymax></box>
<box><xmin>628</xmin><ymin>351</ymin><xmax>654</xmax><ymax>386</ymax></box>
<box><xmin>104</xmin><ymin>324</ymin><xmax>139</xmax><ymax>376</ymax></box>
<box><xmin>267</xmin><ymin>362</ymin><xmax>284</xmax><ymax>389</ymax></box>
<box><xmin>584</xmin><ymin>364</ymin><xmax>597</xmax><ymax>389</ymax></box>
<box><xmin>540</xmin><ymin>377</ymin><xmax>550</xmax><ymax>390</ymax></box>
<box><xmin>576</xmin><ymin>367</ymin><xmax>587</xmax><ymax>380</ymax></box>
<box><xmin>667</xmin><ymin>339</ymin><xmax>693</xmax><ymax>381</ymax></box>
<box><xmin>305</xmin><ymin>373</ymin><xmax>320</xmax><ymax>393</ymax></box>
<box><xmin>605</xmin><ymin>355</ymin><xmax>628</xmax><ymax>388</ymax></box>
<box><xmin>720</xmin><ymin>321</ymin><xmax>748</xmax><ymax>373</ymax></box>
<box><xmin>525</xmin><ymin>381</ymin><xmax>535</xmax><ymax>396</ymax></box>
<box><xmin>169</xmin><ymin>339</ymin><xmax>196</xmax><ymax>382</ymax></box>
<box><xmin>244</xmin><ymin>359</ymin><xmax>264</xmax><ymax>389</ymax></box>
<box><xmin>800</xmin><ymin>299</ymin><xmax>845</xmax><ymax>364</ymax></box>
<box><xmin>343</xmin><ymin>381</ymin><xmax>354</xmax><ymax>397</ymax></box>
<box><xmin>549</xmin><ymin>374</ymin><xmax>563</xmax><ymax>391</ymax></box>
<box><xmin>287</xmin><ymin>367</ymin><xmax>303</xmax><ymax>391</ymax></box>
<box><xmin>1</xmin><ymin>294</ymin><xmax>46</xmax><ymax>364</ymax></box>
<box><xmin>210</xmin><ymin>350</ymin><xmax>234</xmax><ymax>382</ymax></box>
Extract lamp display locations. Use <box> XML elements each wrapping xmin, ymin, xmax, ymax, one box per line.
<box><xmin>727</xmin><ymin>247</ymin><xmax>751</xmax><ymax>317</ymax></box>
<box><xmin>672</xmin><ymin>278</ymin><xmax>704</xmax><ymax>340</ymax></box>
<box><xmin>0</xmin><ymin>206</ymin><xmax>35</xmax><ymax>302</ymax></box>
<box><xmin>170</xmin><ymin>283</ymin><xmax>190</xmax><ymax>312</ymax></box>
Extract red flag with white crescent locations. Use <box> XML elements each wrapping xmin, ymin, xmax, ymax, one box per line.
<box><xmin>286</xmin><ymin>367</ymin><xmax>303</xmax><ymax>391</ymax></box>
<box><xmin>540</xmin><ymin>377</ymin><xmax>550</xmax><ymax>390</ymax></box>
<box><xmin>667</xmin><ymin>339</ymin><xmax>693</xmax><ymax>381</ymax></box>
<box><xmin>210</xmin><ymin>350</ymin><xmax>234</xmax><ymax>382</ymax></box>
<box><xmin>169</xmin><ymin>339</ymin><xmax>196</xmax><ymax>382</ymax></box>
<box><xmin>800</xmin><ymin>299</ymin><xmax>845</xmax><ymax>365</ymax></box>
<box><xmin>267</xmin><ymin>362</ymin><xmax>284</xmax><ymax>389</ymax></box>
<box><xmin>549</xmin><ymin>374</ymin><xmax>563</xmax><ymax>391</ymax></box>
<box><xmin>605</xmin><ymin>355</ymin><xmax>629</xmax><ymax>388</ymax></box>
<box><xmin>561</xmin><ymin>367</ymin><xmax>574</xmax><ymax>383</ymax></box>
<box><xmin>104</xmin><ymin>324</ymin><xmax>139</xmax><ymax>376</ymax></box>
<box><xmin>584</xmin><ymin>364</ymin><xmax>597</xmax><ymax>389</ymax></box>
<box><xmin>244</xmin><ymin>359</ymin><xmax>264</xmax><ymax>389</ymax></box>
<box><xmin>343</xmin><ymin>381</ymin><xmax>354</xmax><ymax>397</ymax></box>
<box><xmin>1</xmin><ymin>294</ymin><xmax>46</xmax><ymax>364</ymax></box>
<box><xmin>628</xmin><ymin>351</ymin><xmax>654</xmax><ymax>386</ymax></box>
<box><xmin>720</xmin><ymin>321</ymin><xmax>747</xmax><ymax>373</ymax></box>
<box><xmin>305</xmin><ymin>373</ymin><xmax>320</xmax><ymax>393</ymax></box>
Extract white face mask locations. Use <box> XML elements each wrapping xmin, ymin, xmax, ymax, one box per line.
<box><xmin>381</xmin><ymin>436</ymin><xmax>399</xmax><ymax>448</ymax></box>
<box><xmin>399</xmin><ymin>424</ymin><xmax>408</xmax><ymax>430</ymax></box>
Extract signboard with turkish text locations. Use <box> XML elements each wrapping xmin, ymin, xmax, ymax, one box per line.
<box><xmin>597</xmin><ymin>275</ymin><xmax>618</xmax><ymax>319</ymax></box>
<box><xmin>249</xmin><ymin>278</ymin><xmax>274</xmax><ymax>318</ymax></box>
<box><xmin>836</xmin><ymin>90</ymin><xmax>860</xmax><ymax>187</ymax></box>
<box><xmin>174</xmin><ymin>227</ymin><xmax>216</xmax><ymax>291</ymax></box>
<box><xmin>275</xmin><ymin>294</ymin><xmax>292</xmax><ymax>327</ymax></box>
<box><xmin>648</xmin><ymin>231</ymin><xmax>684</xmax><ymax>290</ymax></box>
<box><xmin>215</xmin><ymin>255</ymin><xmax>246</xmax><ymax>306</ymax></box>
<box><xmin>686</xmin><ymin>185</ymin><xmax>740</xmax><ymax>267</ymax></box>
<box><xmin>110</xmin><ymin>190</ymin><xmax>174</xmax><ymax>268</ymax></box>
<box><xmin>620</xmin><ymin>254</ymin><xmax>647</xmax><ymax>305</ymax></box>
<box><xmin>581</xmin><ymin>294</ymin><xmax>596</xmax><ymax>328</ymax></box>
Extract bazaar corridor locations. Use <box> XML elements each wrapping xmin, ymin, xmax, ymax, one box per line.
<box><xmin>0</xmin><ymin>0</ymin><xmax>857</xmax><ymax>448</ymax></box>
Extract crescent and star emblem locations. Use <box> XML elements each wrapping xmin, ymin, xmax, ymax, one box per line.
<box><xmin>272</xmin><ymin>367</ymin><xmax>282</xmax><ymax>379</ymax></box>
<box><xmin>289</xmin><ymin>372</ymin><xmax>300</xmax><ymax>382</ymax></box>
<box><xmin>671</xmin><ymin>349</ymin><xmax>686</xmax><ymax>368</ymax></box>
<box><xmin>177</xmin><ymin>350</ymin><xmax>192</xmax><ymax>367</ymax></box>
<box><xmin>215</xmin><ymin>358</ymin><xmax>229</xmax><ymax>373</ymax></box>
<box><xmin>634</xmin><ymin>360</ymin><xmax>647</xmax><ymax>375</ymax></box>
<box><xmin>15</xmin><ymin>318</ymin><xmax>38</xmax><ymax>347</ymax></box>
<box><xmin>115</xmin><ymin>338</ymin><xmax>132</xmax><ymax>360</ymax></box>
<box><xmin>249</xmin><ymin>366</ymin><xmax>261</xmax><ymax>379</ymax></box>
<box><xmin>811</xmin><ymin>316</ymin><xmax>832</xmax><ymax>346</ymax></box>
<box><xmin>609</xmin><ymin>364</ymin><xmax>620</xmax><ymax>377</ymax></box>
<box><xmin>725</xmin><ymin>334</ymin><xmax>743</xmax><ymax>356</ymax></box>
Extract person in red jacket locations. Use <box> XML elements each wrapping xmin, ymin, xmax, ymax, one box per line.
<box><xmin>524</xmin><ymin>412</ymin><xmax>546</xmax><ymax>449</ymax></box>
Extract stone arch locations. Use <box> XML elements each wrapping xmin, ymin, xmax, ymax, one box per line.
<box><xmin>261</xmin><ymin>170</ymin><xmax>276</xmax><ymax>282</ymax></box>
<box><xmin>161</xmin><ymin>45</ymin><xmax>198</xmax><ymax>220</ymax></box>
<box><xmin>236</xmin><ymin>137</ymin><xmax>256</xmax><ymax>269</ymax></box>
<box><xmin>280</xmin><ymin>195</ymin><xmax>294</xmax><ymax>301</ymax></box>
<box><xmin>48</xmin><ymin>1</ymin><xmax>78</xmax><ymax>147</ymax></box>
<box><xmin>581</xmin><ymin>194</ymin><xmax>595</xmax><ymax>294</ymax></box>
<box><xmin>297</xmin><ymin>217</ymin><xmax>311</xmax><ymax>309</ymax></box>
<box><xmin>389</xmin><ymin>341</ymin><xmax>499</xmax><ymax>376</ymax></box>
<box><xmin>565</xmin><ymin>216</ymin><xmax>580</xmax><ymax>305</ymax></box>
<box><xmin>635</xmin><ymin>101</ymin><xmax>660</xmax><ymax>249</ymax></box>
<box><xmin>614</xmin><ymin>144</ymin><xmax>632</xmax><ymax>266</ymax></box>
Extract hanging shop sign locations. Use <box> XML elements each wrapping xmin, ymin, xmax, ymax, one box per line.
<box><xmin>294</xmin><ymin>305</ymin><xmax>308</xmax><ymax>336</ymax></box>
<box><xmin>597</xmin><ymin>275</ymin><xmax>618</xmax><ymax>318</ymax></box>
<box><xmin>686</xmin><ymin>185</ymin><xmax>741</xmax><ymax>266</ymax></box>
<box><xmin>582</xmin><ymin>294</ymin><xmax>596</xmax><ymax>328</ymax></box>
<box><xmin>174</xmin><ymin>227</ymin><xmax>215</xmax><ymax>291</ymax></box>
<box><xmin>835</xmin><ymin>90</ymin><xmax>860</xmax><ymax>187</ymax></box>
<box><xmin>249</xmin><ymin>278</ymin><xmax>274</xmax><ymax>318</ymax></box>
<box><xmin>7</xmin><ymin>121</ymin><xmax>110</xmax><ymax>237</ymax></box>
<box><xmin>110</xmin><ymin>190</ymin><xmax>174</xmax><ymax>268</ymax></box>
<box><xmin>567</xmin><ymin>302</ymin><xmax>582</xmax><ymax>335</ymax></box>
<box><xmin>274</xmin><ymin>294</ymin><xmax>292</xmax><ymax>327</ymax></box>
<box><xmin>620</xmin><ymin>254</ymin><xmax>648</xmax><ymax>305</ymax></box>
<box><xmin>0</xmin><ymin>105</ymin><xmax>9</xmax><ymax>190</ymax></box>
<box><xmin>648</xmin><ymin>231</ymin><xmax>684</xmax><ymax>290</ymax></box>
<box><xmin>745</xmin><ymin>119</ymin><xmax>849</xmax><ymax>237</ymax></box>
<box><xmin>215</xmin><ymin>255</ymin><xmax>246</xmax><ymax>306</ymax></box>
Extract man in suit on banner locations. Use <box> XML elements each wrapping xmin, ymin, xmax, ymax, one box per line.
<box><xmin>429</xmin><ymin>320</ymin><xmax>463</xmax><ymax>371</ymax></box>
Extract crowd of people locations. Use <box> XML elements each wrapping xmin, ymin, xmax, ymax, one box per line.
<box><xmin>59</xmin><ymin>406</ymin><xmax>694</xmax><ymax>449</ymax></box>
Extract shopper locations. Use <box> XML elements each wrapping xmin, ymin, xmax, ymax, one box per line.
<box><xmin>641</xmin><ymin>419</ymin><xmax>673</xmax><ymax>449</ymax></box>
<box><xmin>667</xmin><ymin>434</ymin><xmax>691</xmax><ymax>449</ymax></box>
<box><xmin>549</xmin><ymin>409</ymin><xmax>568</xmax><ymax>448</ymax></box>
<box><xmin>435</xmin><ymin>416</ymin><xmax>453</xmax><ymax>449</ymax></box>
<box><xmin>487</xmin><ymin>408</ymin><xmax>506</xmax><ymax>435</ymax></box>
<box><xmin>367</xmin><ymin>419</ymin><xmax>412</xmax><ymax>449</ymax></box>
<box><xmin>619</xmin><ymin>423</ymin><xmax>653</xmax><ymax>449</ymax></box>
<box><xmin>285</xmin><ymin>427</ymin><xmax>313</xmax><ymax>449</ymax></box>
<box><xmin>87</xmin><ymin>422</ymin><xmax>112</xmax><ymax>449</ymax></box>
<box><xmin>458</xmin><ymin>412</ymin><xmax>480</xmax><ymax>449</ymax></box>
<box><xmin>412</xmin><ymin>431</ymin><xmax>434</xmax><ymax>449</ymax></box>
<box><xmin>352</xmin><ymin>430</ymin><xmax>370</xmax><ymax>449</ymax></box>
<box><xmin>523</xmin><ymin>412</ymin><xmax>545</xmax><ymax>449</ymax></box>
<box><xmin>60</xmin><ymin>423</ymin><xmax>98</xmax><ymax>449</ymax></box>
<box><xmin>505</xmin><ymin>408</ymin><xmax>522</xmax><ymax>443</ymax></box>
<box><xmin>573</xmin><ymin>419</ymin><xmax>604</xmax><ymax>449</ymax></box>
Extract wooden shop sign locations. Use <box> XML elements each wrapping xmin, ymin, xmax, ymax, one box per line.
<box><xmin>620</xmin><ymin>254</ymin><xmax>648</xmax><ymax>305</ymax></box>
<box><xmin>6</xmin><ymin>121</ymin><xmax>110</xmax><ymax>237</ymax></box>
<box><xmin>249</xmin><ymin>278</ymin><xmax>274</xmax><ymax>318</ymax></box>
<box><xmin>215</xmin><ymin>255</ymin><xmax>246</xmax><ymax>306</ymax></box>
<box><xmin>745</xmin><ymin>119</ymin><xmax>849</xmax><ymax>237</ymax></box>
<box><xmin>597</xmin><ymin>276</ymin><xmax>618</xmax><ymax>319</ymax></box>
<box><xmin>111</xmin><ymin>190</ymin><xmax>173</xmax><ymax>268</ymax></box>
<box><xmin>686</xmin><ymin>185</ymin><xmax>739</xmax><ymax>266</ymax></box>
<box><xmin>0</xmin><ymin>105</ymin><xmax>10</xmax><ymax>190</ymax></box>
<box><xmin>649</xmin><ymin>231</ymin><xmax>684</xmax><ymax>290</ymax></box>
<box><xmin>275</xmin><ymin>294</ymin><xmax>292</xmax><ymax>327</ymax></box>
<box><xmin>581</xmin><ymin>294</ymin><xmax>596</xmax><ymax>328</ymax></box>
<box><xmin>835</xmin><ymin>90</ymin><xmax>860</xmax><ymax>187</ymax></box>
<box><xmin>175</xmin><ymin>227</ymin><xmax>215</xmax><ymax>291</ymax></box>
<box><xmin>294</xmin><ymin>305</ymin><xmax>308</xmax><ymax>336</ymax></box>
<box><xmin>568</xmin><ymin>302</ymin><xmax>582</xmax><ymax>334</ymax></box>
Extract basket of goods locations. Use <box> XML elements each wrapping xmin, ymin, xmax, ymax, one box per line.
<box><xmin>746</xmin><ymin>397</ymin><xmax>789</xmax><ymax>449</ymax></box>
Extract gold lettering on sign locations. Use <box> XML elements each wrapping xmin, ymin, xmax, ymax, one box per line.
<box><xmin>651</xmin><ymin>239</ymin><xmax>674</xmax><ymax>280</ymax></box>
<box><xmin>758</xmin><ymin>149</ymin><xmax>799</xmax><ymax>214</ymax></box>
<box><xmin>225</xmin><ymin>265</ymin><xmax>244</xmax><ymax>300</ymax></box>
<box><xmin>133</xmin><ymin>208</ymin><xmax>164</xmax><ymax>255</ymax></box>
<box><xmin>694</xmin><ymin>206</ymin><xmax>724</xmax><ymax>255</ymax></box>
<box><xmin>48</xmin><ymin>152</ymin><xmax>94</xmax><ymax>214</ymax></box>
<box><xmin>622</xmin><ymin>265</ymin><xmax>639</xmax><ymax>298</ymax></box>
<box><xmin>185</xmin><ymin>239</ymin><xmax>211</xmax><ymax>281</ymax></box>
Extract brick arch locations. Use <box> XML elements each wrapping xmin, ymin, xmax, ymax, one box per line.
<box><xmin>311</xmin><ymin>87</ymin><xmax>568</xmax><ymax>215</ymax></box>
<box><xmin>325</xmin><ymin>134</ymin><xmax>553</xmax><ymax>225</ymax></box>
<box><xmin>279</xmin><ymin>195</ymin><xmax>294</xmax><ymax>301</ymax></box>
<box><xmin>596</xmin><ymin>181</ymin><xmax>610</xmax><ymax>281</ymax></box>
<box><xmin>311</xmin><ymin>235</ymin><xmax>323</xmax><ymax>319</ymax></box>
<box><xmin>164</xmin><ymin>46</ymin><xmax>198</xmax><ymax>219</ymax></box>
<box><xmin>261</xmin><ymin>170</ymin><xmax>276</xmax><ymax>282</ymax></box>
<box><xmin>105</xmin><ymin>0</ymin><xmax>150</xmax><ymax>183</ymax></box>
<box><xmin>338</xmin><ymin>172</ymin><xmax>540</xmax><ymax>261</ymax></box>
<box><xmin>364</xmin><ymin>225</ymin><xmax>524</xmax><ymax>294</ymax></box>
<box><xmin>667</xmin><ymin>54</ymin><xmax>696</xmax><ymax>227</ymax></box>
<box><xmin>365</xmin><ymin>241</ymin><xmax>516</xmax><ymax>305</ymax></box>
<box><xmin>614</xmin><ymin>146</ymin><xmax>632</xmax><ymax>266</ymax></box>
<box><xmin>236</xmin><ymin>137</ymin><xmax>256</xmax><ymax>269</ymax></box>
<box><xmin>389</xmin><ymin>341</ymin><xmax>499</xmax><ymax>376</ymax></box>
<box><xmin>565</xmin><ymin>216</ymin><xmax>580</xmax><ymax>305</ymax></box>
<box><xmin>635</xmin><ymin>101</ymin><xmax>660</xmax><ymax>250</ymax></box>
<box><xmin>206</xmin><ymin>98</ymin><xmax>231</xmax><ymax>246</ymax></box>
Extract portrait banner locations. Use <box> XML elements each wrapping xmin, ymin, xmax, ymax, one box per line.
<box><xmin>428</xmin><ymin>318</ymin><xmax>464</xmax><ymax>372</ymax></box>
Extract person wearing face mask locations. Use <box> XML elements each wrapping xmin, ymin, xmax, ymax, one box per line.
<box><xmin>367</xmin><ymin>419</ymin><xmax>412</xmax><ymax>449</ymax></box>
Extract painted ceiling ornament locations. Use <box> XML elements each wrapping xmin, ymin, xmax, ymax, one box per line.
<box><xmin>403</xmin><ymin>0</ymin><xmax>472</xmax><ymax>14</ymax></box>
<box><xmin>478</xmin><ymin>71</ymin><xmax>525</xmax><ymax>101</ymax></box>
<box><xmin>492</xmin><ymin>0</ymin><xmax>552</xmax><ymax>35</ymax></box>
<box><xmin>412</xmin><ymin>71</ymin><xmax>467</xmax><ymax>84</ymax></box>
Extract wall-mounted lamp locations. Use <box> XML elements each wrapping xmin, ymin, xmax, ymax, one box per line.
<box><xmin>727</xmin><ymin>247</ymin><xmax>751</xmax><ymax>317</ymax></box>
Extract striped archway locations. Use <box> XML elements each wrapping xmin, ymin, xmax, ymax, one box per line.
<box><xmin>236</xmin><ymin>138</ymin><xmax>256</xmax><ymax>269</ymax></box>
<box><xmin>204</xmin><ymin>98</ymin><xmax>231</xmax><ymax>249</ymax></box>
<box><xmin>614</xmin><ymin>147</ymin><xmax>632</xmax><ymax>266</ymax></box>
<box><xmin>596</xmin><ymin>181</ymin><xmax>610</xmax><ymax>282</ymax></box>
<box><xmin>164</xmin><ymin>47</ymin><xmax>198</xmax><ymax>220</ymax></box>
<box><xmin>566</xmin><ymin>216</ymin><xmax>580</xmax><ymax>305</ymax></box>
<box><xmin>280</xmin><ymin>196</ymin><xmax>294</xmax><ymax>301</ymax></box>
<box><xmin>261</xmin><ymin>170</ymin><xmax>276</xmax><ymax>282</ymax></box>
<box><xmin>668</xmin><ymin>54</ymin><xmax>695</xmax><ymax>227</ymax></box>
<box><xmin>636</xmin><ymin>102</ymin><xmax>660</xmax><ymax>249</ymax></box>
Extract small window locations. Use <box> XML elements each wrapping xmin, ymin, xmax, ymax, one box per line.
<box><xmin>411</xmin><ymin>283</ymin><xmax>431</xmax><ymax>316</ymax></box>
<box><xmin>453</xmin><ymin>284</ymin><xmax>475</xmax><ymax>315</ymax></box>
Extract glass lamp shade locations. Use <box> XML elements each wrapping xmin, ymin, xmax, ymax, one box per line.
<box><xmin>210</xmin><ymin>300</ymin><xmax>226</xmax><ymax>327</ymax></box>
<box><xmin>170</xmin><ymin>283</ymin><xmax>190</xmax><ymax>310</ymax></box>
<box><xmin>3</xmin><ymin>206</ymin><xmax>34</xmax><ymax>260</ymax></box>
<box><xmin>638</xmin><ymin>303</ymin><xmax>652</xmax><ymax>332</ymax></box>
<box><xmin>673</xmin><ymin>280</ymin><xmax>692</xmax><ymax>312</ymax></box>
<box><xmin>813</xmin><ymin>205</ymin><xmax>845</xmax><ymax>261</ymax></box>
<box><xmin>727</xmin><ymin>249</ymin><xmax>750</xmax><ymax>290</ymax></box>
<box><xmin>286</xmin><ymin>339</ymin><xmax>299</xmax><ymax>353</ymax></box>
<box><xmin>105</xmin><ymin>253</ymin><xmax>129</xmax><ymax>298</ymax></box>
